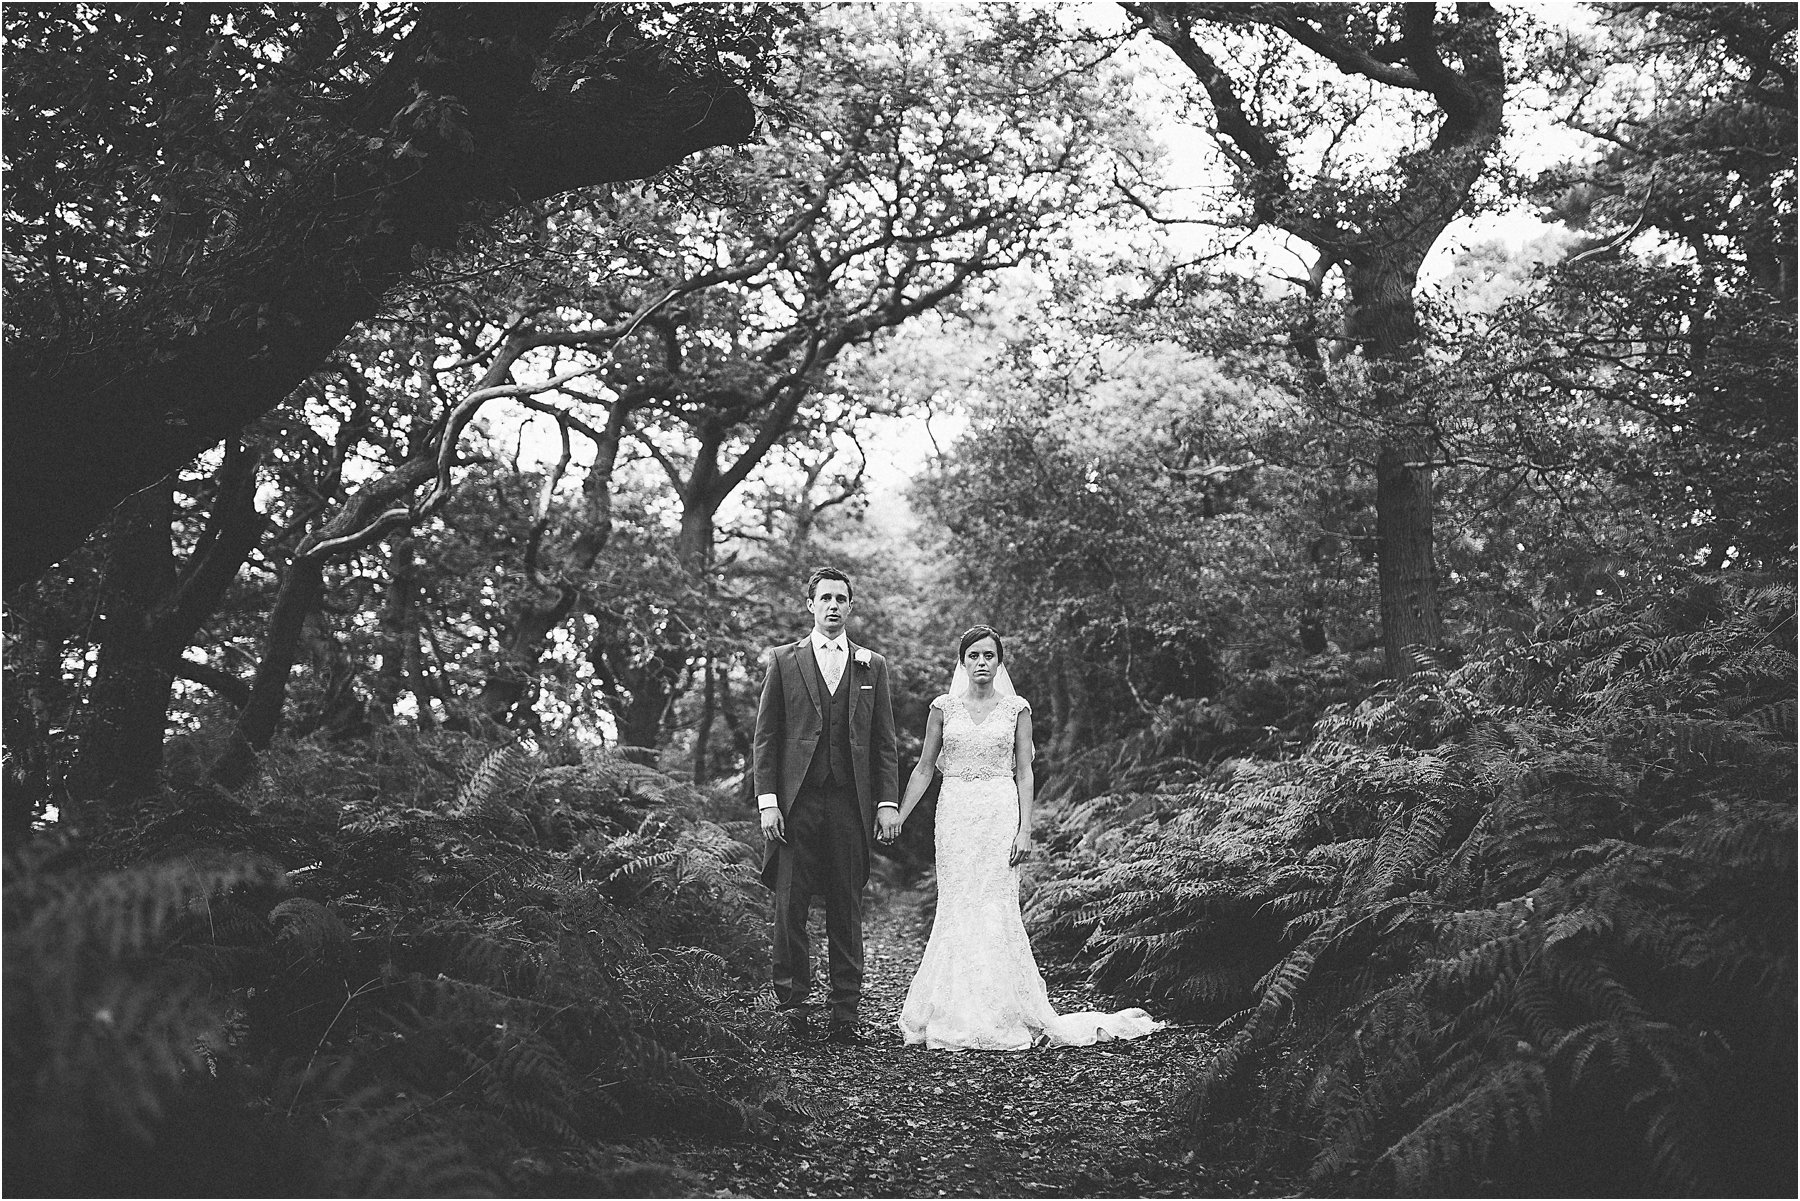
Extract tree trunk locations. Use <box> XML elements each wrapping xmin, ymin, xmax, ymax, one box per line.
<box><xmin>474</xmin><ymin>398</ymin><xmax>629</xmax><ymax>725</ymax></box>
<box><xmin>288</xmin><ymin>607</ymin><xmax>367</xmax><ymax>742</ymax></box>
<box><xmin>617</xmin><ymin>675</ymin><xmax>675</xmax><ymax>750</ymax></box>
<box><xmin>407</xmin><ymin>619</ymin><xmax>439</xmax><ymax>731</ymax></box>
<box><xmin>715</xmin><ymin>668</ymin><xmax>754</xmax><ymax>794</ymax></box>
<box><xmin>593</xmin><ymin>495</ymin><xmax>714</xmax><ymax>751</ymax></box>
<box><xmin>1374</xmin><ymin>437</ymin><xmax>1440</xmax><ymax>674</ymax></box>
<box><xmin>370</xmin><ymin>537</ymin><xmax>416</xmax><ymax>723</ymax></box>
<box><xmin>68</xmin><ymin>480</ymin><xmax>178</xmax><ymax>808</ymax></box>
<box><xmin>1129</xmin><ymin>4</ymin><xmax>1503</xmax><ymax>681</ymax></box>
<box><xmin>1345</xmin><ymin>256</ymin><xmax>1442</xmax><ymax>676</ymax></box>
<box><xmin>1297</xmin><ymin>607</ymin><xmax>1329</xmax><ymax>657</ymax></box>
<box><xmin>692</xmin><ymin>658</ymin><xmax>717</xmax><ymax>783</ymax></box>
<box><xmin>3</xmin><ymin>629</ymin><xmax>67</xmax><ymax>844</ymax></box>
<box><xmin>472</xmin><ymin>584</ymin><xmax>576</xmax><ymax>725</ymax></box>
<box><xmin>1046</xmin><ymin>662</ymin><xmax>1069</xmax><ymax>763</ymax></box>
<box><xmin>207</xmin><ymin>560</ymin><xmax>325</xmax><ymax>791</ymax></box>
<box><xmin>69</xmin><ymin>439</ymin><xmax>267</xmax><ymax>805</ymax></box>
<box><xmin>1047</xmin><ymin>661</ymin><xmax>1088</xmax><ymax>766</ymax></box>
<box><xmin>201</xmin><ymin>420</ymin><xmax>450</xmax><ymax>785</ymax></box>
<box><xmin>677</xmin><ymin>503</ymin><xmax>716</xmax><ymax>570</ymax></box>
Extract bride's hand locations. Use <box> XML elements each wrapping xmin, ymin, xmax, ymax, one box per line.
<box><xmin>1009</xmin><ymin>833</ymin><xmax>1032</xmax><ymax>867</ymax></box>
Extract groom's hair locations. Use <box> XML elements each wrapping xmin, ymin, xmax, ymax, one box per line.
<box><xmin>807</xmin><ymin>567</ymin><xmax>853</xmax><ymax>601</ymax></box>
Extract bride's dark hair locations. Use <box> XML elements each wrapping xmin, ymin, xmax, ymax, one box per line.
<box><xmin>958</xmin><ymin>625</ymin><xmax>1004</xmax><ymax>662</ymax></box>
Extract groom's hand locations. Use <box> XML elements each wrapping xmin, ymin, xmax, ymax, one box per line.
<box><xmin>876</xmin><ymin>809</ymin><xmax>902</xmax><ymax>843</ymax></box>
<box><xmin>760</xmin><ymin>807</ymin><xmax>786</xmax><ymax>843</ymax></box>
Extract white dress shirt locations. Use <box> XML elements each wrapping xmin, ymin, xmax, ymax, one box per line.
<box><xmin>814</xmin><ymin>632</ymin><xmax>847</xmax><ymax>694</ymax></box>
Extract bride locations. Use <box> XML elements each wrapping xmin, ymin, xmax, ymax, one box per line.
<box><xmin>886</xmin><ymin>626</ymin><xmax>1163</xmax><ymax>1050</ymax></box>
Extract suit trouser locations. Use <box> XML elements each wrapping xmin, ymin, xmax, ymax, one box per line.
<box><xmin>772</xmin><ymin>778</ymin><xmax>865</xmax><ymax>1025</ymax></box>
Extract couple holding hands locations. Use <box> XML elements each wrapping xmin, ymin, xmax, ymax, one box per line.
<box><xmin>754</xmin><ymin>567</ymin><xmax>1162</xmax><ymax>1052</ymax></box>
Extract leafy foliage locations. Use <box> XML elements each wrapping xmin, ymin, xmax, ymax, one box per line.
<box><xmin>1447</xmin><ymin>3</ymin><xmax>1799</xmax><ymax>572</ymax></box>
<box><xmin>5</xmin><ymin>728</ymin><xmax>782</xmax><ymax>1195</ymax></box>
<box><xmin>1029</xmin><ymin>576</ymin><xmax>1795</xmax><ymax>1194</ymax></box>
<box><xmin>912</xmin><ymin>319</ymin><xmax>1373</xmax><ymax>760</ymax></box>
<box><xmin>2</xmin><ymin>3</ymin><xmax>785</xmax><ymax>367</ymax></box>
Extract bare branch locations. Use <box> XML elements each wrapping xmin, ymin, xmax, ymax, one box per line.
<box><xmin>633</xmin><ymin>429</ymin><xmax>691</xmax><ymax>495</ymax></box>
<box><xmin>514</xmin><ymin>395</ymin><xmax>611</xmax><ymax>446</ymax></box>
<box><xmin>1265</xmin><ymin>8</ymin><xmax>1423</xmax><ymax>91</ymax></box>
<box><xmin>810</xmin><ymin>429</ymin><xmax>870</xmax><ymax>520</ymax></box>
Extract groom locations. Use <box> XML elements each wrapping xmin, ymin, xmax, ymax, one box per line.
<box><xmin>754</xmin><ymin>567</ymin><xmax>901</xmax><ymax>1044</ymax></box>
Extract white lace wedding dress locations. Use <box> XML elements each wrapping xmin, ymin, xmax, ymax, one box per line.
<box><xmin>898</xmin><ymin>692</ymin><xmax>1164</xmax><ymax>1050</ymax></box>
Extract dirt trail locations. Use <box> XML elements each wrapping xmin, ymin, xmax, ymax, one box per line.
<box><xmin>670</xmin><ymin>884</ymin><xmax>1283</xmax><ymax>1198</ymax></box>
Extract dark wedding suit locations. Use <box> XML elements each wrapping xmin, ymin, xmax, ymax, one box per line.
<box><xmin>753</xmin><ymin>635</ymin><xmax>898</xmax><ymax>1026</ymax></box>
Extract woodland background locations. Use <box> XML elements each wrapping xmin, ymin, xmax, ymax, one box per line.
<box><xmin>3</xmin><ymin>3</ymin><xmax>1794</xmax><ymax>1196</ymax></box>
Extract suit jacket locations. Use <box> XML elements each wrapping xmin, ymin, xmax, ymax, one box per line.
<box><xmin>753</xmin><ymin>636</ymin><xmax>899</xmax><ymax>888</ymax></box>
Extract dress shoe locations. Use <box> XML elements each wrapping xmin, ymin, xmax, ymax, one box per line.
<box><xmin>825</xmin><ymin>1023</ymin><xmax>869</xmax><ymax>1046</ymax></box>
<box><xmin>779</xmin><ymin>1011</ymin><xmax>811</xmax><ymax>1038</ymax></box>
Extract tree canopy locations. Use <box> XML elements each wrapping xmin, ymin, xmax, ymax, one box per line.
<box><xmin>3</xmin><ymin>3</ymin><xmax>774</xmax><ymax>591</ymax></box>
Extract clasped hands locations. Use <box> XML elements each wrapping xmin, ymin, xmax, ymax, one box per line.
<box><xmin>763</xmin><ymin>808</ymin><xmax>1028</xmax><ymax>860</ymax></box>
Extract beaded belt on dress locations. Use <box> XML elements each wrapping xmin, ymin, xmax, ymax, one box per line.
<box><xmin>940</xmin><ymin>768</ymin><xmax>1012</xmax><ymax>780</ymax></box>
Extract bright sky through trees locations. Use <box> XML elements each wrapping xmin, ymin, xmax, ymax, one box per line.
<box><xmin>557</xmin><ymin>2</ymin><xmax>1598</xmax><ymax>500</ymax></box>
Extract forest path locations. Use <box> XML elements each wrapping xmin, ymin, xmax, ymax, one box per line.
<box><xmin>670</xmin><ymin>883</ymin><xmax>1281</xmax><ymax>1199</ymax></box>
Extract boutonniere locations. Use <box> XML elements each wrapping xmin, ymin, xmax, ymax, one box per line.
<box><xmin>853</xmin><ymin>648</ymin><xmax>873</xmax><ymax>667</ymax></box>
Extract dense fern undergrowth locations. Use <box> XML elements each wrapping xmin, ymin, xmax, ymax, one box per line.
<box><xmin>10</xmin><ymin>578</ymin><xmax>1793</xmax><ymax>1198</ymax></box>
<box><xmin>1030</xmin><ymin>576</ymin><xmax>1796</xmax><ymax>1196</ymax></box>
<box><xmin>5</xmin><ymin>734</ymin><xmax>776</xmax><ymax>1196</ymax></box>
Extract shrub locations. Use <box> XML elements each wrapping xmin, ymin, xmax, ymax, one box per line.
<box><xmin>5</xmin><ymin>729</ymin><xmax>778</xmax><ymax>1196</ymax></box>
<box><xmin>1030</xmin><ymin>577</ymin><xmax>1796</xmax><ymax>1195</ymax></box>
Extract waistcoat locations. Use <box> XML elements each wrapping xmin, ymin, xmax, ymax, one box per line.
<box><xmin>804</xmin><ymin>645</ymin><xmax>855</xmax><ymax>788</ymax></box>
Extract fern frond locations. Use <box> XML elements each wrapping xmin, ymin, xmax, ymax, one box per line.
<box><xmin>606</xmin><ymin>850</ymin><xmax>681</xmax><ymax>883</ymax></box>
<box><xmin>1636</xmin><ymin>1088</ymin><xmax>1708</xmax><ymax>1194</ymax></box>
<box><xmin>453</xmin><ymin>740</ymin><xmax>538</xmax><ymax>819</ymax></box>
<box><xmin>1376</xmin><ymin>1059</ymin><xmax>1550</xmax><ymax>1193</ymax></box>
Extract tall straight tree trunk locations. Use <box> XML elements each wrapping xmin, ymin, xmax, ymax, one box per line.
<box><xmin>69</xmin><ymin>480</ymin><xmax>178</xmax><ymax>809</ymax></box>
<box><xmin>1345</xmin><ymin>255</ymin><xmax>1441</xmax><ymax>677</ymax></box>
<box><xmin>1373</xmin><ymin>439</ymin><xmax>1439</xmax><ymax>673</ymax></box>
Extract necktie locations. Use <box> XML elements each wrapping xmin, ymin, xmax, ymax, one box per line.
<box><xmin>823</xmin><ymin>642</ymin><xmax>843</xmax><ymax>693</ymax></box>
